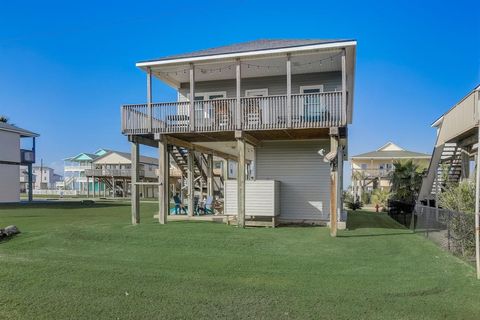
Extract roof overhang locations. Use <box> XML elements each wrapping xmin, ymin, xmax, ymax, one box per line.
<box><xmin>136</xmin><ymin>40</ymin><xmax>357</xmax><ymax>68</ymax></box>
<box><xmin>431</xmin><ymin>84</ymin><xmax>480</xmax><ymax>127</ymax></box>
<box><xmin>135</xmin><ymin>40</ymin><xmax>357</xmax><ymax>124</ymax></box>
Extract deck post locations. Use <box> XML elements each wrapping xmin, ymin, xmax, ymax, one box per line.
<box><xmin>158</xmin><ymin>136</ymin><xmax>169</xmax><ymax>224</ymax></box>
<box><xmin>236</xmin><ymin>131</ymin><xmax>246</xmax><ymax>228</ymax></box>
<box><xmin>236</xmin><ymin>59</ymin><xmax>242</xmax><ymax>130</ymax></box>
<box><xmin>112</xmin><ymin>177</ymin><xmax>116</xmax><ymax>198</ymax></box>
<box><xmin>337</xmin><ymin>144</ymin><xmax>344</xmax><ymax>223</ymax></box>
<box><xmin>131</xmin><ymin>141</ymin><xmax>140</xmax><ymax>224</ymax></box>
<box><xmin>475</xmin><ymin>124</ymin><xmax>480</xmax><ymax>279</ymax></box>
<box><xmin>27</xmin><ymin>163</ymin><xmax>33</xmax><ymax>202</ymax></box>
<box><xmin>123</xmin><ymin>178</ymin><xmax>127</xmax><ymax>198</ymax></box>
<box><xmin>87</xmin><ymin>176</ymin><xmax>90</xmax><ymax>198</ymax></box>
<box><xmin>341</xmin><ymin>49</ymin><xmax>347</xmax><ymax>125</ymax></box>
<box><xmin>147</xmin><ymin>67</ymin><xmax>153</xmax><ymax>133</ymax></box>
<box><xmin>207</xmin><ymin>153</ymin><xmax>214</xmax><ymax>198</ymax></box>
<box><xmin>187</xmin><ymin>150</ymin><xmax>195</xmax><ymax>217</ymax></box>
<box><xmin>189</xmin><ymin>63</ymin><xmax>195</xmax><ymax>132</ymax></box>
<box><xmin>329</xmin><ymin>135</ymin><xmax>339</xmax><ymax>237</ymax></box>
<box><xmin>286</xmin><ymin>54</ymin><xmax>292</xmax><ymax>127</ymax></box>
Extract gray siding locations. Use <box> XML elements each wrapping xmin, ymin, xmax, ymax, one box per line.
<box><xmin>255</xmin><ymin>140</ymin><xmax>330</xmax><ymax>221</ymax></box>
<box><xmin>179</xmin><ymin>72</ymin><xmax>341</xmax><ymax>98</ymax></box>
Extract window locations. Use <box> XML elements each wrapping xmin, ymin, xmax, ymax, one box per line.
<box><xmin>191</xmin><ymin>92</ymin><xmax>227</xmax><ymax>119</ymax></box>
<box><xmin>360</xmin><ymin>164</ymin><xmax>368</xmax><ymax>170</ymax></box>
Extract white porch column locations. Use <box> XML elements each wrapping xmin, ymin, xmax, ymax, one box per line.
<box><xmin>207</xmin><ymin>153</ymin><xmax>214</xmax><ymax>198</ymax></box>
<box><xmin>286</xmin><ymin>54</ymin><xmax>292</xmax><ymax>127</ymax></box>
<box><xmin>236</xmin><ymin>59</ymin><xmax>242</xmax><ymax>130</ymax></box>
<box><xmin>158</xmin><ymin>136</ymin><xmax>169</xmax><ymax>224</ymax></box>
<box><xmin>341</xmin><ymin>49</ymin><xmax>347</xmax><ymax>125</ymax></box>
<box><xmin>131</xmin><ymin>142</ymin><xmax>140</xmax><ymax>224</ymax></box>
<box><xmin>187</xmin><ymin>150</ymin><xmax>195</xmax><ymax>217</ymax></box>
<box><xmin>189</xmin><ymin>64</ymin><xmax>195</xmax><ymax>132</ymax></box>
<box><xmin>147</xmin><ymin>67</ymin><xmax>153</xmax><ymax>133</ymax></box>
<box><xmin>236</xmin><ymin>131</ymin><xmax>246</xmax><ymax>228</ymax></box>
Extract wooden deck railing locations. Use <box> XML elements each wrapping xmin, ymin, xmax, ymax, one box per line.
<box><xmin>122</xmin><ymin>92</ymin><xmax>344</xmax><ymax>134</ymax></box>
<box><xmin>85</xmin><ymin>168</ymin><xmax>145</xmax><ymax>177</ymax></box>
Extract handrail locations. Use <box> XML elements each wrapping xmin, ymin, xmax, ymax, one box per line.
<box><xmin>122</xmin><ymin>92</ymin><xmax>344</xmax><ymax>134</ymax></box>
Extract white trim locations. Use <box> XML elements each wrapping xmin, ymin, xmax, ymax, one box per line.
<box><xmin>300</xmin><ymin>85</ymin><xmax>324</xmax><ymax>93</ymax></box>
<box><xmin>376</xmin><ymin>142</ymin><xmax>404</xmax><ymax>152</ymax></box>
<box><xmin>136</xmin><ymin>41</ymin><xmax>357</xmax><ymax>68</ymax></box>
<box><xmin>245</xmin><ymin>88</ymin><xmax>269</xmax><ymax>97</ymax></box>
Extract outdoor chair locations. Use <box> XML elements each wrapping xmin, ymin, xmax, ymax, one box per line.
<box><xmin>198</xmin><ymin>196</ymin><xmax>214</xmax><ymax>215</ymax></box>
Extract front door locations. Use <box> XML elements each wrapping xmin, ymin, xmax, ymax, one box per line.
<box><xmin>245</xmin><ymin>89</ymin><xmax>269</xmax><ymax>125</ymax></box>
<box><xmin>300</xmin><ymin>85</ymin><xmax>324</xmax><ymax>121</ymax></box>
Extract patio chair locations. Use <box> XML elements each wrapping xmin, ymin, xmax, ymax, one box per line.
<box><xmin>198</xmin><ymin>196</ymin><xmax>214</xmax><ymax>215</ymax></box>
<box><xmin>173</xmin><ymin>193</ymin><xmax>187</xmax><ymax>215</ymax></box>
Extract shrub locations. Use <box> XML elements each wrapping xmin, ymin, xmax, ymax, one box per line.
<box><xmin>438</xmin><ymin>180</ymin><xmax>476</xmax><ymax>257</ymax></box>
<box><xmin>371</xmin><ymin>189</ymin><xmax>390</xmax><ymax>208</ymax></box>
<box><xmin>344</xmin><ymin>192</ymin><xmax>363</xmax><ymax>211</ymax></box>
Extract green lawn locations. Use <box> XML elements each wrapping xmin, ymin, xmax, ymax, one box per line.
<box><xmin>1</xmin><ymin>203</ymin><xmax>479</xmax><ymax>319</ymax></box>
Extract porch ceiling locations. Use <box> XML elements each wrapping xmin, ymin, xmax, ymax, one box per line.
<box><xmin>165</xmin><ymin>128</ymin><xmax>331</xmax><ymax>143</ymax></box>
<box><xmin>150</xmin><ymin>50</ymin><xmax>343</xmax><ymax>86</ymax></box>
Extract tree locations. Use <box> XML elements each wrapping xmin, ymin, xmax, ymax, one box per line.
<box><xmin>389</xmin><ymin>160</ymin><xmax>425</xmax><ymax>203</ymax></box>
<box><xmin>371</xmin><ymin>189</ymin><xmax>390</xmax><ymax>208</ymax></box>
<box><xmin>0</xmin><ymin>115</ymin><xmax>9</xmax><ymax>123</ymax></box>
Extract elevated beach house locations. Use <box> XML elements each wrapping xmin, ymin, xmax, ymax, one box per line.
<box><xmin>351</xmin><ymin>142</ymin><xmax>430</xmax><ymax>198</ymax></box>
<box><xmin>0</xmin><ymin>122</ymin><xmax>38</xmax><ymax>203</ymax></box>
<box><xmin>122</xmin><ymin>39</ymin><xmax>356</xmax><ymax>234</ymax></box>
<box><xmin>418</xmin><ymin>85</ymin><xmax>480</xmax><ymax>205</ymax></box>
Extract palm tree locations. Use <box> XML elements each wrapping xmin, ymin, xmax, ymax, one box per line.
<box><xmin>388</xmin><ymin>160</ymin><xmax>425</xmax><ymax>203</ymax></box>
<box><xmin>0</xmin><ymin>115</ymin><xmax>9</xmax><ymax>123</ymax></box>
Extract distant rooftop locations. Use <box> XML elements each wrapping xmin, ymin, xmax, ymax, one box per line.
<box><xmin>351</xmin><ymin>142</ymin><xmax>430</xmax><ymax>159</ymax></box>
<box><xmin>138</xmin><ymin>39</ymin><xmax>354</xmax><ymax>63</ymax></box>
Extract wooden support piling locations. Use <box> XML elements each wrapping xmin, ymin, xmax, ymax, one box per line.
<box><xmin>131</xmin><ymin>142</ymin><xmax>140</xmax><ymax>224</ymax></box>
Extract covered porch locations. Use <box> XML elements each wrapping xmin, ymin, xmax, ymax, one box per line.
<box><xmin>129</xmin><ymin>126</ymin><xmax>346</xmax><ymax>235</ymax></box>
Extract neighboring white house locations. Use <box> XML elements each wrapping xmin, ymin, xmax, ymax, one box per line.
<box><xmin>0</xmin><ymin>122</ymin><xmax>38</xmax><ymax>203</ymax></box>
<box><xmin>121</xmin><ymin>38</ymin><xmax>356</xmax><ymax>232</ymax></box>
<box><xmin>31</xmin><ymin>166</ymin><xmax>63</xmax><ymax>190</ymax></box>
<box><xmin>63</xmin><ymin>149</ymin><xmax>110</xmax><ymax>193</ymax></box>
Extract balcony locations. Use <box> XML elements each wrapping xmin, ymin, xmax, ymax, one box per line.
<box><xmin>122</xmin><ymin>92</ymin><xmax>344</xmax><ymax>135</ymax></box>
<box><xmin>85</xmin><ymin>168</ymin><xmax>144</xmax><ymax>178</ymax></box>
<box><xmin>20</xmin><ymin>149</ymin><xmax>35</xmax><ymax>164</ymax></box>
<box><xmin>353</xmin><ymin>168</ymin><xmax>394</xmax><ymax>178</ymax></box>
<box><xmin>64</xmin><ymin>165</ymin><xmax>92</xmax><ymax>172</ymax></box>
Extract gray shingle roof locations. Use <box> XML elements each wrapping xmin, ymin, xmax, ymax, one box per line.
<box><xmin>351</xmin><ymin>150</ymin><xmax>431</xmax><ymax>159</ymax></box>
<box><xmin>138</xmin><ymin>39</ymin><xmax>354</xmax><ymax>63</ymax></box>
<box><xmin>0</xmin><ymin>122</ymin><xmax>39</xmax><ymax>137</ymax></box>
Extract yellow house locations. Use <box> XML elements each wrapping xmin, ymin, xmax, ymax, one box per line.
<box><xmin>351</xmin><ymin>142</ymin><xmax>430</xmax><ymax>198</ymax></box>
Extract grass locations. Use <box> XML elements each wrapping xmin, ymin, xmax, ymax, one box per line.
<box><xmin>1</xmin><ymin>203</ymin><xmax>480</xmax><ymax>319</ymax></box>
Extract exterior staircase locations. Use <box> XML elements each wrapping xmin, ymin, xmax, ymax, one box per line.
<box><xmin>419</xmin><ymin>143</ymin><xmax>465</xmax><ymax>201</ymax></box>
<box><xmin>169</xmin><ymin>146</ymin><xmax>223</xmax><ymax>197</ymax></box>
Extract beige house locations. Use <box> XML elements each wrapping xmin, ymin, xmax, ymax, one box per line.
<box><xmin>351</xmin><ymin>142</ymin><xmax>430</xmax><ymax>197</ymax></box>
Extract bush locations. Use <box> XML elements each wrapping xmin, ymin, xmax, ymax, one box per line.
<box><xmin>346</xmin><ymin>200</ymin><xmax>363</xmax><ymax>211</ymax></box>
<box><xmin>438</xmin><ymin>180</ymin><xmax>476</xmax><ymax>257</ymax></box>
<box><xmin>371</xmin><ymin>189</ymin><xmax>390</xmax><ymax>208</ymax></box>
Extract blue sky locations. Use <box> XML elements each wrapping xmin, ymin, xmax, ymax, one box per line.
<box><xmin>1</xmin><ymin>0</ymin><xmax>479</xmax><ymax>186</ymax></box>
